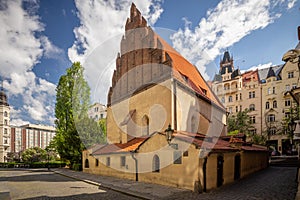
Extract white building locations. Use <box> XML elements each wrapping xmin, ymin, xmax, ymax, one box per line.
<box><xmin>88</xmin><ymin>103</ymin><xmax>107</xmax><ymax>121</ymax></box>
<box><xmin>0</xmin><ymin>86</ymin><xmax>11</xmax><ymax>162</ymax></box>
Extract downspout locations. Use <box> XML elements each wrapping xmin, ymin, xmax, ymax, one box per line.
<box><xmin>172</xmin><ymin>78</ymin><xmax>177</xmax><ymax>130</ymax></box>
<box><xmin>203</xmin><ymin>156</ymin><xmax>208</xmax><ymax>192</ymax></box>
<box><xmin>130</xmin><ymin>151</ymin><xmax>138</xmax><ymax>181</ymax></box>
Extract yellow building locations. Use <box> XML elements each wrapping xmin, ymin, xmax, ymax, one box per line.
<box><xmin>211</xmin><ymin>52</ymin><xmax>262</xmax><ymax>136</ymax></box>
<box><xmin>83</xmin><ymin>3</ymin><xmax>268</xmax><ymax>192</ymax></box>
<box><xmin>212</xmin><ymin>27</ymin><xmax>300</xmax><ymax>155</ymax></box>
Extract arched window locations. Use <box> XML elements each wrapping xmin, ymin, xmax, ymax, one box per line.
<box><xmin>191</xmin><ymin>116</ymin><xmax>197</xmax><ymax>133</ymax></box>
<box><xmin>266</xmin><ymin>102</ymin><xmax>270</xmax><ymax>109</ymax></box>
<box><xmin>152</xmin><ymin>155</ymin><xmax>160</xmax><ymax>172</ymax></box>
<box><xmin>85</xmin><ymin>159</ymin><xmax>89</xmax><ymax>168</ymax></box>
<box><xmin>273</xmin><ymin>100</ymin><xmax>277</xmax><ymax>108</ymax></box>
<box><xmin>249</xmin><ymin>104</ymin><xmax>255</xmax><ymax>111</ymax></box>
<box><xmin>95</xmin><ymin>159</ymin><xmax>99</xmax><ymax>167</ymax></box>
<box><xmin>4</xmin><ymin>111</ymin><xmax>7</xmax><ymax>117</ymax></box>
<box><xmin>142</xmin><ymin>115</ymin><xmax>150</xmax><ymax>135</ymax></box>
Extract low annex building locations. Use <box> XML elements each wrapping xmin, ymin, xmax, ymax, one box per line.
<box><xmin>83</xmin><ymin>3</ymin><xmax>268</xmax><ymax>192</ymax></box>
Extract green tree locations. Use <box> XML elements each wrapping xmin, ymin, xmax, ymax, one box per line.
<box><xmin>281</xmin><ymin>104</ymin><xmax>300</xmax><ymax>140</ymax></box>
<box><xmin>99</xmin><ymin>118</ymin><xmax>107</xmax><ymax>141</ymax></box>
<box><xmin>21</xmin><ymin>147</ymin><xmax>47</xmax><ymax>163</ymax></box>
<box><xmin>53</xmin><ymin>62</ymin><xmax>90</xmax><ymax>166</ymax></box>
<box><xmin>227</xmin><ymin>109</ymin><xmax>253</xmax><ymax>135</ymax></box>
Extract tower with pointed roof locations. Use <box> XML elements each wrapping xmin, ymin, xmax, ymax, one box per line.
<box><xmin>0</xmin><ymin>80</ymin><xmax>10</xmax><ymax>162</ymax></box>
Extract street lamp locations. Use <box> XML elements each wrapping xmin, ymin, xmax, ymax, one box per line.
<box><xmin>165</xmin><ymin>124</ymin><xmax>174</xmax><ymax>144</ymax></box>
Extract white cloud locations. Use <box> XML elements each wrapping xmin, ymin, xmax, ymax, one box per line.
<box><xmin>287</xmin><ymin>0</ymin><xmax>297</xmax><ymax>9</ymax></box>
<box><xmin>0</xmin><ymin>0</ymin><xmax>61</xmax><ymax>125</ymax></box>
<box><xmin>170</xmin><ymin>0</ymin><xmax>293</xmax><ymax>80</ymax></box>
<box><xmin>240</xmin><ymin>62</ymin><xmax>273</xmax><ymax>73</ymax></box>
<box><xmin>68</xmin><ymin>0</ymin><xmax>163</xmax><ymax>104</ymax></box>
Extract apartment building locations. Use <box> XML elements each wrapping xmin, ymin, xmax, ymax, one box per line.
<box><xmin>212</xmin><ymin>28</ymin><xmax>300</xmax><ymax>154</ymax></box>
<box><xmin>0</xmin><ymin>85</ymin><xmax>10</xmax><ymax>162</ymax></box>
<box><xmin>10</xmin><ymin>124</ymin><xmax>56</xmax><ymax>153</ymax></box>
<box><xmin>88</xmin><ymin>103</ymin><xmax>107</xmax><ymax>121</ymax></box>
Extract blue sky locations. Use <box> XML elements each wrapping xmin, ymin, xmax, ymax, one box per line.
<box><xmin>0</xmin><ymin>0</ymin><xmax>299</xmax><ymax>126</ymax></box>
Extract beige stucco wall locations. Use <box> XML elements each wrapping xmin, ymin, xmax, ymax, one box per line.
<box><xmin>83</xmin><ymin>150</ymin><xmax>136</xmax><ymax>180</ymax></box>
<box><xmin>137</xmin><ymin>133</ymin><xmax>200</xmax><ymax>191</ymax></box>
<box><xmin>205</xmin><ymin>150</ymin><xmax>268</xmax><ymax>191</ymax></box>
<box><xmin>107</xmin><ymin>79</ymin><xmax>172</xmax><ymax>144</ymax></box>
<box><xmin>240</xmin><ymin>151</ymin><xmax>269</xmax><ymax>177</ymax></box>
<box><xmin>176</xmin><ymin>83</ymin><xmax>226</xmax><ymax>136</ymax></box>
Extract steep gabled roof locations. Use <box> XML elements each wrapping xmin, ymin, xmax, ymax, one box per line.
<box><xmin>266</xmin><ymin>67</ymin><xmax>276</xmax><ymax>79</ymax></box>
<box><xmin>155</xmin><ymin>34</ymin><xmax>224</xmax><ymax>109</ymax></box>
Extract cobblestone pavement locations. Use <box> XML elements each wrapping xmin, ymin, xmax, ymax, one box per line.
<box><xmin>0</xmin><ymin>169</ymin><xmax>140</xmax><ymax>200</ymax></box>
<box><xmin>0</xmin><ymin>167</ymin><xmax>297</xmax><ymax>200</ymax></box>
<box><xmin>164</xmin><ymin>167</ymin><xmax>298</xmax><ymax>200</ymax></box>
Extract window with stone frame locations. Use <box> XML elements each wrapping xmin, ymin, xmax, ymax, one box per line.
<box><xmin>273</xmin><ymin>101</ymin><xmax>277</xmax><ymax>108</ymax></box>
<box><xmin>288</xmin><ymin>71</ymin><xmax>294</xmax><ymax>79</ymax></box>
<box><xmin>228</xmin><ymin>96</ymin><xmax>233</xmax><ymax>102</ymax></box>
<box><xmin>250</xmin><ymin>116</ymin><xmax>256</xmax><ymax>124</ymax></box>
<box><xmin>120</xmin><ymin>156</ymin><xmax>126</xmax><ymax>167</ymax></box>
<box><xmin>285</xmin><ymin>99</ymin><xmax>291</xmax><ymax>107</ymax></box>
<box><xmin>249</xmin><ymin>104</ymin><xmax>255</xmax><ymax>111</ymax></box>
<box><xmin>106</xmin><ymin>157</ymin><xmax>111</xmax><ymax>167</ymax></box>
<box><xmin>269</xmin><ymin>127</ymin><xmax>277</xmax><ymax>135</ymax></box>
<box><xmin>267</xmin><ymin>114</ymin><xmax>275</xmax><ymax>122</ymax></box>
<box><xmin>249</xmin><ymin>91</ymin><xmax>255</xmax><ymax>99</ymax></box>
<box><xmin>266</xmin><ymin>102</ymin><xmax>270</xmax><ymax>109</ymax></box>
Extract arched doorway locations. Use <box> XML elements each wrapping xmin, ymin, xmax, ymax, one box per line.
<box><xmin>217</xmin><ymin>155</ymin><xmax>224</xmax><ymax>187</ymax></box>
<box><xmin>234</xmin><ymin>154</ymin><xmax>241</xmax><ymax>180</ymax></box>
<box><xmin>85</xmin><ymin>159</ymin><xmax>89</xmax><ymax>168</ymax></box>
<box><xmin>152</xmin><ymin>155</ymin><xmax>160</xmax><ymax>172</ymax></box>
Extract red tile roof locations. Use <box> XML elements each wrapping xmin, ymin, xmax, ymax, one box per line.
<box><xmin>93</xmin><ymin>137</ymin><xmax>148</xmax><ymax>155</ymax></box>
<box><xmin>172</xmin><ymin>131</ymin><xmax>267</xmax><ymax>152</ymax></box>
<box><xmin>155</xmin><ymin>35</ymin><xmax>224</xmax><ymax>109</ymax></box>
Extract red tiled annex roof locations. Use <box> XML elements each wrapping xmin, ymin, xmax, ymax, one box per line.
<box><xmin>93</xmin><ymin>137</ymin><xmax>147</xmax><ymax>155</ymax></box>
<box><xmin>172</xmin><ymin>131</ymin><xmax>267</xmax><ymax>152</ymax></box>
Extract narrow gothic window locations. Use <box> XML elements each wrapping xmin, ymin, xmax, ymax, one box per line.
<box><xmin>142</xmin><ymin>115</ymin><xmax>150</xmax><ymax>135</ymax></box>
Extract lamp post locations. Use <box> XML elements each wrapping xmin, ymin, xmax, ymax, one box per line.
<box><xmin>165</xmin><ymin>124</ymin><xmax>174</xmax><ymax>144</ymax></box>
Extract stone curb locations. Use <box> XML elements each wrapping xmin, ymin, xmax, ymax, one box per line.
<box><xmin>51</xmin><ymin>169</ymin><xmax>151</xmax><ymax>200</ymax></box>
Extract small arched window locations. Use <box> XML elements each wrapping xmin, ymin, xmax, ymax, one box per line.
<box><xmin>95</xmin><ymin>159</ymin><xmax>99</xmax><ymax>167</ymax></box>
<box><xmin>142</xmin><ymin>115</ymin><xmax>150</xmax><ymax>136</ymax></box>
<box><xmin>273</xmin><ymin>101</ymin><xmax>277</xmax><ymax>108</ymax></box>
<box><xmin>85</xmin><ymin>159</ymin><xmax>89</xmax><ymax>168</ymax></box>
<box><xmin>4</xmin><ymin>111</ymin><xmax>7</xmax><ymax>117</ymax></box>
<box><xmin>152</xmin><ymin>155</ymin><xmax>160</xmax><ymax>172</ymax></box>
<box><xmin>266</xmin><ymin>102</ymin><xmax>270</xmax><ymax>109</ymax></box>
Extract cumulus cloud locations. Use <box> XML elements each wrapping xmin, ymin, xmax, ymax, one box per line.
<box><xmin>240</xmin><ymin>62</ymin><xmax>273</xmax><ymax>74</ymax></box>
<box><xmin>170</xmin><ymin>0</ymin><xmax>297</xmax><ymax>80</ymax></box>
<box><xmin>68</xmin><ymin>0</ymin><xmax>163</xmax><ymax>104</ymax></box>
<box><xmin>0</xmin><ymin>0</ymin><xmax>61</xmax><ymax>125</ymax></box>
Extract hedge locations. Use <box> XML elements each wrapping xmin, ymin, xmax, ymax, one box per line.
<box><xmin>0</xmin><ymin>161</ymin><xmax>66</xmax><ymax>168</ymax></box>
